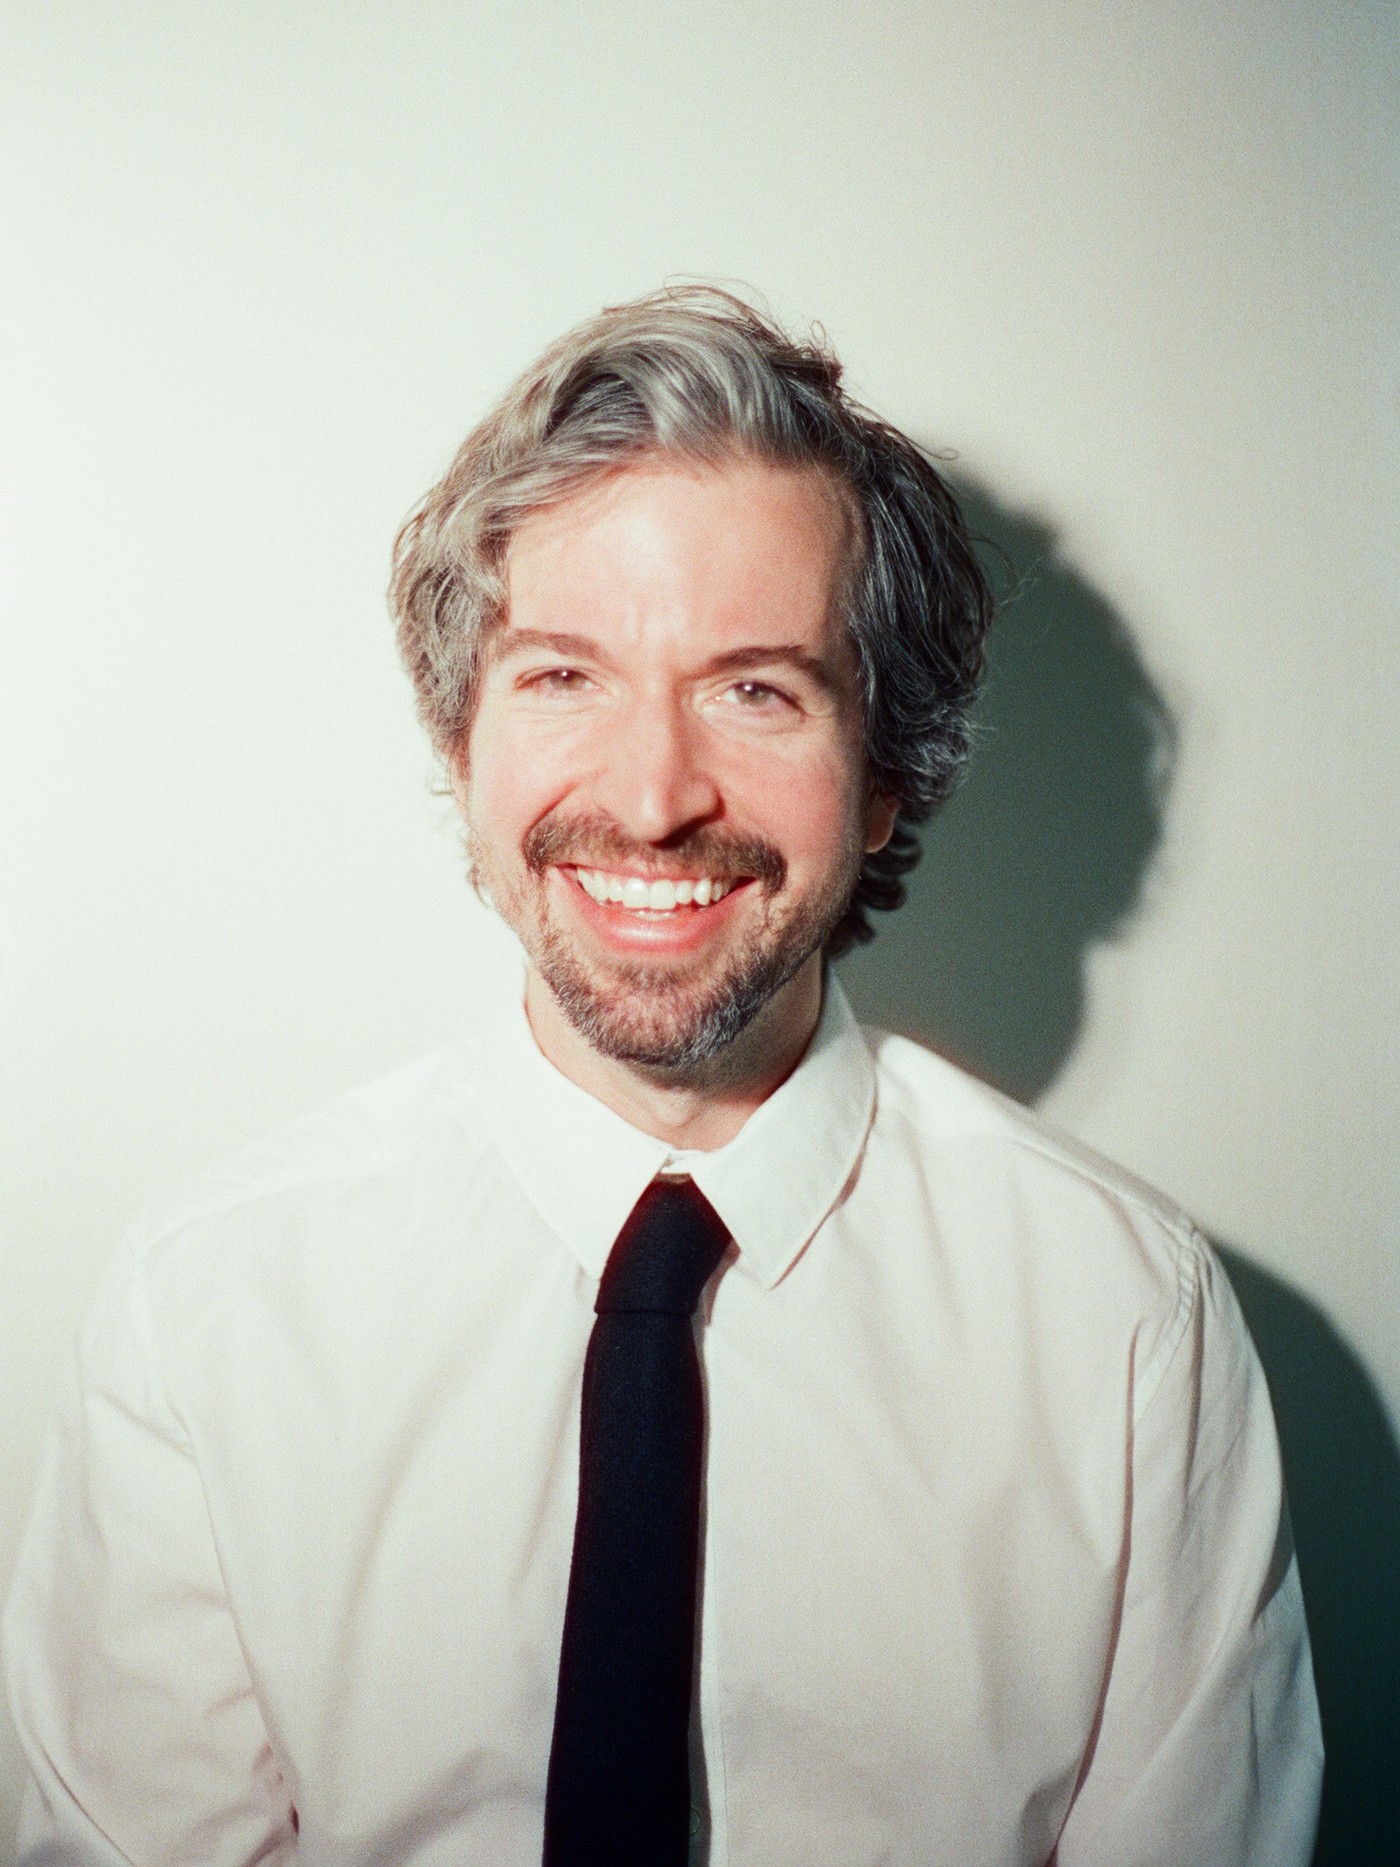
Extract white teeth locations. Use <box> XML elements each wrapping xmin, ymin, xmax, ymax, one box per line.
<box><xmin>572</xmin><ymin>868</ymin><xmax>734</xmax><ymax>911</ymax></box>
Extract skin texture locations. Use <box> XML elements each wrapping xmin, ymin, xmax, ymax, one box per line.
<box><xmin>457</xmin><ymin>455</ymin><xmax>895</xmax><ymax>1150</ymax></box>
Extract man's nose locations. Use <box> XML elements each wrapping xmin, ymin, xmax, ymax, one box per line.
<box><xmin>591</xmin><ymin>695</ymin><xmax>721</xmax><ymax>843</ymax></box>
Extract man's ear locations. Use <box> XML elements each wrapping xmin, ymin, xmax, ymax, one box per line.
<box><xmin>445</xmin><ymin>741</ymin><xmax>471</xmax><ymax>814</ymax></box>
<box><xmin>865</xmin><ymin>788</ymin><xmax>898</xmax><ymax>854</ymax></box>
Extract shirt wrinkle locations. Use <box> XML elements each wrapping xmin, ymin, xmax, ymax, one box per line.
<box><xmin>1128</xmin><ymin>1226</ymin><xmax>1205</xmax><ymax>1431</ymax></box>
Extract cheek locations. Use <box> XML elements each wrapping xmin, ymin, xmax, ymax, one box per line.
<box><xmin>724</xmin><ymin>743</ymin><xmax>868</xmax><ymax>865</ymax></box>
<box><xmin>463</xmin><ymin>714</ymin><xmax>579</xmax><ymax>842</ymax></box>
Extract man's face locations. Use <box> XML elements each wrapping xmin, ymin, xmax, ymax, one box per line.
<box><xmin>458</xmin><ymin>454</ymin><xmax>895</xmax><ymax>1075</ymax></box>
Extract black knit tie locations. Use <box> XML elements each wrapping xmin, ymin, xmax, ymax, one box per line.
<box><xmin>543</xmin><ymin>1176</ymin><xmax>731</xmax><ymax>1867</ymax></box>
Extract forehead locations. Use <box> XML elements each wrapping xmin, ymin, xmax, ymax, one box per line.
<box><xmin>499</xmin><ymin>456</ymin><xmax>855</xmax><ymax>659</ymax></box>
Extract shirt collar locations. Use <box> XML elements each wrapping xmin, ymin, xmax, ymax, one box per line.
<box><xmin>468</xmin><ymin>971</ymin><xmax>876</xmax><ymax>1291</ymax></box>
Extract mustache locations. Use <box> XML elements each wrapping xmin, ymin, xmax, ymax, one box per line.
<box><xmin>523</xmin><ymin>812</ymin><xmax>787</xmax><ymax>893</ymax></box>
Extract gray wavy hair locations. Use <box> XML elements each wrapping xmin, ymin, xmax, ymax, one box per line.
<box><xmin>389</xmin><ymin>285</ymin><xmax>993</xmax><ymax>956</ymax></box>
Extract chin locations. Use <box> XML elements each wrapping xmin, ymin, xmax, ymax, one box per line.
<box><xmin>535</xmin><ymin>931</ymin><xmax>821</xmax><ymax>1078</ymax></box>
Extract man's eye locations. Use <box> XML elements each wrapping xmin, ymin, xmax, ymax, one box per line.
<box><xmin>523</xmin><ymin>668</ymin><xmax>593</xmax><ymax>694</ymax></box>
<box><xmin>723</xmin><ymin>680</ymin><xmax>791</xmax><ymax>709</ymax></box>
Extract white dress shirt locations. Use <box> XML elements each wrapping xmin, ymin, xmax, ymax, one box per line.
<box><xmin>4</xmin><ymin>979</ymin><xmax>1322</xmax><ymax>1865</ymax></box>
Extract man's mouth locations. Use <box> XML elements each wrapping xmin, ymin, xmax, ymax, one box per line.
<box><xmin>568</xmin><ymin>867</ymin><xmax>743</xmax><ymax>912</ymax></box>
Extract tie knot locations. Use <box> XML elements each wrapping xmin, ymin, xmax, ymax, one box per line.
<box><xmin>596</xmin><ymin>1178</ymin><xmax>731</xmax><ymax>1318</ymax></box>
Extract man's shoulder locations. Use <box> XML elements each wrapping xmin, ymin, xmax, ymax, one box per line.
<box><xmin>864</xmin><ymin>1025</ymin><xmax>1197</xmax><ymax>1240</ymax></box>
<box><xmin>125</xmin><ymin>1040</ymin><xmax>491</xmax><ymax>1267</ymax></box>
<box><xmin>861</xmin><ymin>1027</ymin><xmax>1211</xmax><ymax>1411</ymax></box>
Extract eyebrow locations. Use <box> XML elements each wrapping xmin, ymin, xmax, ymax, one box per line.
<box><xmin>488</xmin><ymin>629</ymin><xmax>604</xmax><ymax>664</ymax></box>
<box><xmin>703</xmin><ymin>645</ymin><xmax>842</xmax><ymax>695</ymax></box>
<box><xmin>489</xmin><ymin>629</ymin><xmax>842</xmax><ymax>694</ymax></box>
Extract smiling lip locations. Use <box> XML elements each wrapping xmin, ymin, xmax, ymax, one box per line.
<box><xmin>555</xmin><ymin>864</ymin><xmax>753</xmax><ymax>953</ymax></box>
<box><xmin>568</xmin><ymin>866</ymin><xmax>746</xmax><ymax>913</ymax></box>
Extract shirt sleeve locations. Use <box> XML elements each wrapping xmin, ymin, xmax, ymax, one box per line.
<box><xmin>2</xmin><ymin>1241</ymin><xmax>298</xmax><ymax>1865</ymax></box>
<box><xmin>1055</xmin><ymin>1231</ymin><xmax>1323</xmax><ymax>1867</ymax></box>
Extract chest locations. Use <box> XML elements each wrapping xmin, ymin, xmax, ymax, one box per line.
<box><xmin>188</xmin><ymin>1246</ymin><xmax>1127</xmax><ymax>1864</ymax></box>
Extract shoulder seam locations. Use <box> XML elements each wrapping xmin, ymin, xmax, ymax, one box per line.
<box><xmin>127</xmin><ymin>1057</ymin><xmax>480</xmax><ymax>1254</ymax></box>
<box><xmin>1001</xmin><ymin>1128</ymin><xmax>1196</xmax><ymax>1237</ymax></box>
<box><xmin>882</xmin><ymin>1081</ymin><xmax>1195</xmax><ymax>1240</ymax></box>
<box><xmin>129</xmin><ymin>1135</ymin><xmax>422</xmax><ymax>1251</ymax></box>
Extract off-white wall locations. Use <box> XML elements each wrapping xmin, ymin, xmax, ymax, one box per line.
<box><xmin>2</xmin><ymin>0</ymin><xmax>1395</xmax><ymax>1845</ymax></box>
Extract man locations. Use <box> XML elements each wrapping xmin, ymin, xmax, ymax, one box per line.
<box><xmin>5</xmin><ymin>288</ymin><xmax>1321</xmax><ymax>1864</ymax></box>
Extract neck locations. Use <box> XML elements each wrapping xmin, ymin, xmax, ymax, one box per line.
<box><xmin>524</xmin><ymin>959</ymin><xmax>825</xmax><ymax>1151</ymax></box>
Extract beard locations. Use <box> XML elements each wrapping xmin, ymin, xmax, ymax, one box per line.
<box><xmin>470</xmin><ymin>810</ymin><xmax>863</xmax><ymax>1080</ymax></box>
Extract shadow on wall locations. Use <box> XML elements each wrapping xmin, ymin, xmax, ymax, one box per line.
<box><xmin>839</xmin><ymin>482</ymin><xmax>1173</xmax><ymax>1103</ymax></box>
<box><xmin>836</xmin><ymin>481</ymin><xmax>1400</xmax><ymax>1865</ymax></box>
<box><xmin>1219</xmin><ymin>1246</ymin><xmax>1400</xmax><ymax>1864</ymax></box>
